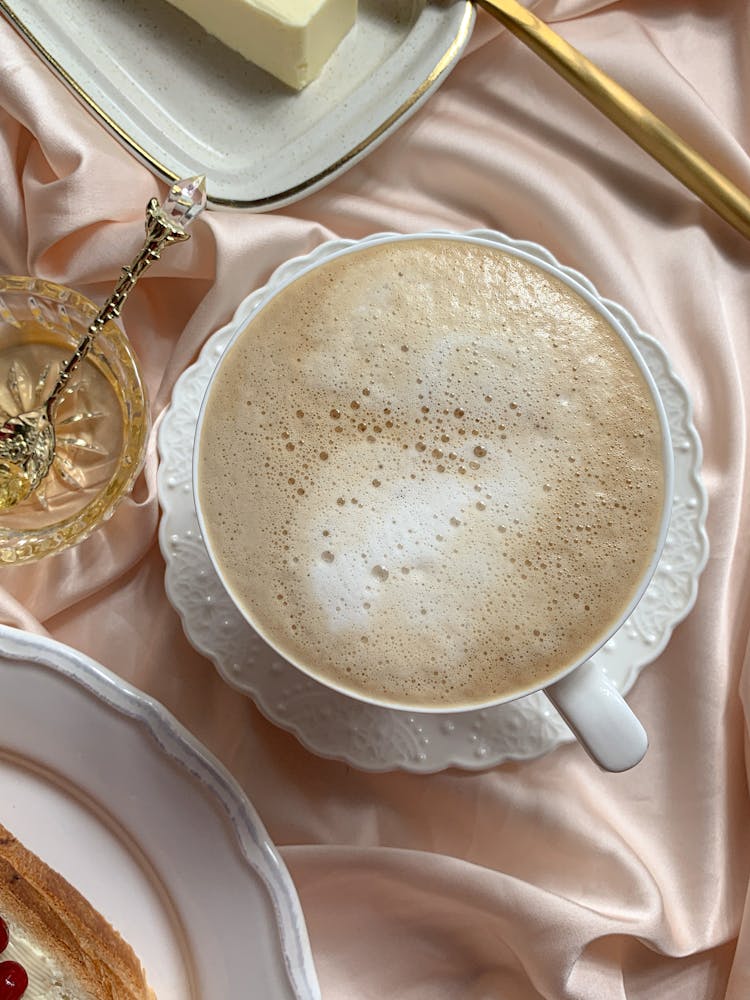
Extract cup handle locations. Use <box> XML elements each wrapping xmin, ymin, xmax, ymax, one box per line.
<box><xmin>545</xmin><ymin>661</ymin><xmax>648</xmax><ymax>772</ymax></box>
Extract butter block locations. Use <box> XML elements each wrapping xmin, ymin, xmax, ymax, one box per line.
<box><xmin>165</xmin><ymin>0</ymin><xmax>357</xmax><ymax>90</ymax></box>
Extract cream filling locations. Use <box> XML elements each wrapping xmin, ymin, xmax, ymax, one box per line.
<box><xmin>3</xmin><ymin>928</ymin><xmax>90</xmax><ymax>999</ymax></box>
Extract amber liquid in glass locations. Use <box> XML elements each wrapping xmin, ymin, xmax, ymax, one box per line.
<box><xmin>0</xmin><ymin>320</ymin><xmax>124</xmax><ymax>529</ymax></box>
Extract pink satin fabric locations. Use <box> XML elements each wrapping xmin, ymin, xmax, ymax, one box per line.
<box><xmin>1</xmin><ymin>1</ymin><xmax>749</xmax><ymax>997</ymax></box>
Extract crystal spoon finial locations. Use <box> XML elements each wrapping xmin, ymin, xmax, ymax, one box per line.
<box><xmin>0</xmin><ymin>175</ymin><xmax>207</xmax><ymax>512</ymax></box>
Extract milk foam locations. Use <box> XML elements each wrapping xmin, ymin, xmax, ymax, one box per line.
<box><xmin>198</xmin><ymin>239</ymin><xmax>666</xmax><ymax>707</ymax></box>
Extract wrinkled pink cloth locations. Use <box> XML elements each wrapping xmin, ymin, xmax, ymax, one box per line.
<box><xmin>1</xmin><ymin>1</ymin><xmax>750</xmax><ymax>997</ymax></box>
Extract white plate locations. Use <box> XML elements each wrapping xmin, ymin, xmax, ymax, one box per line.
<box><xmin>0</xmin><ymin>624</ymin><xmax>320</xmax><ymax>1000</ymax></box>
<box><xmin>157</xmin><ymin>229</ymin><xmax>709</xmax><ymax>773</ymax></box>
<box><xmin>0</xmin><ymin>0</ymin><xmax>474</xmax><ymax>210</ymax></box>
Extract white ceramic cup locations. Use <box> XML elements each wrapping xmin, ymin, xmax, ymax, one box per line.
<box><xmin>194</xmin><ymin>233</ymin><xmax>674</xmax><ymax>772</ymax></box>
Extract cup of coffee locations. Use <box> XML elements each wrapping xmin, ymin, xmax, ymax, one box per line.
<box><xmin>194</xmin><ymin>233</ymin><xmax>673</xmax><ymax>771</ymax></box>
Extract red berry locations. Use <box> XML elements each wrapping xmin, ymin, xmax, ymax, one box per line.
<box><xmin>0</xmin><ymin>919</ymin><xmax>7</xmax><ymax>953</ymax></box>
<box><xmin>0</xmin><ymin>962</ymin><xmax>27</xmax><ymax>1000</ymax></box>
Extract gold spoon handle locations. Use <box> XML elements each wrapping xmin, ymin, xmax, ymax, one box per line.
<box><xmin>478</xmin><ymin>0</ymin><xmax>750</xmax><ymax>241</ymax></box>
<box><xmin>45</xmin><ymin>197</ymin><xmax>190</xmax><ymax>416</ymax></box>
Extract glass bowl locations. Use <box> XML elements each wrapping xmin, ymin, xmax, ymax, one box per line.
<box><xmin>0</xmin><ymin>276</ymin><xmax>148</xmax><ymax>563</ymax></box>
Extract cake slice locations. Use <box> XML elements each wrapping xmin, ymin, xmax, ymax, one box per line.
<box><xmin>164</xmin><ymin>0</ymin><xmax>358</xmax><ymax>90</ymax></box>
<box><xmin>0</xmin><ymin>822</ymin><xmax>154</xmax><ymax>999</ymax></box>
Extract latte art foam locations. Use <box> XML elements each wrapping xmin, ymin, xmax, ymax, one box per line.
<box><xmin>197</xmin><ymin>239</ymin><xmax>666</xmax><ymax>707</ymax></box>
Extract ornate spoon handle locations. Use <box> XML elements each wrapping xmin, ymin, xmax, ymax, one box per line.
<box><xmin>47</xmin><ymin>176</ymin><xmax>206</xmax><ymax>416</ymax></box>
<box><xmin>0</xmin><ymin>176</ymin><xmax>206</xmax><ymax>512</ymax></box>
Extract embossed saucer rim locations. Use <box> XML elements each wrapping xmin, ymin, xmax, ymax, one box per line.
<box><xmin>158</xmin><ymin>229</ymin><xmax>708</xmax><ymax>773</ymax></box>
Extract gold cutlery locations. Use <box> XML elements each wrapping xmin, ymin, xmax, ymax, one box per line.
<box><xmin>479</xmin><ymin>0</ymin><xmax>750</xmax><ymax>241</ymax></box>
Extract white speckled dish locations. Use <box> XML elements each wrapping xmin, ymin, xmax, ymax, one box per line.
<box><xmin>0</xmin><ymin>0</ymin><xmax>474</xmax><ymax>210</ymax></box>
<box><xmin>157</xmin><ymin>229</ymin><xmax>709</xmax><ymax>773</ymax></box>
<box><xmin>0</xmin><ymin>625</ymin><xmax>320</xmax><ymax>999</ymax></box>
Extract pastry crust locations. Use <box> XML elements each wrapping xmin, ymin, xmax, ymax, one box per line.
<box><xmin>0</xmin><ymin>822</ymin><xmax>155</xmax><ymax>999</ymax></box>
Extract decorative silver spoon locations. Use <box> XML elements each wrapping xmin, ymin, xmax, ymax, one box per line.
<box><xmin>0</xmin><ymin>175</ymin><xmax>207</xmax><ymax>511</ymax></box>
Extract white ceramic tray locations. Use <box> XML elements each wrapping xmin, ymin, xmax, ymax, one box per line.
<box><xmin>158</xmin><ymin>229</ymin><xmax>709</xmax><ymax>773</ymax></box>
<box><xmin>0</xmin><ymin>0</ymin><xmax>474</xmax><ymax>210</ymax></box>
<box><xmin>0</xmin><ymin>624</ymin><xmax>320</xmax><ymax>999</ymax></box>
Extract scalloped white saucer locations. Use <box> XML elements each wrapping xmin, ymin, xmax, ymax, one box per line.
<box><xmin>158</xmin><ymin>230</ymin><xmax>708</xmax><ymax>773</ymax></box>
